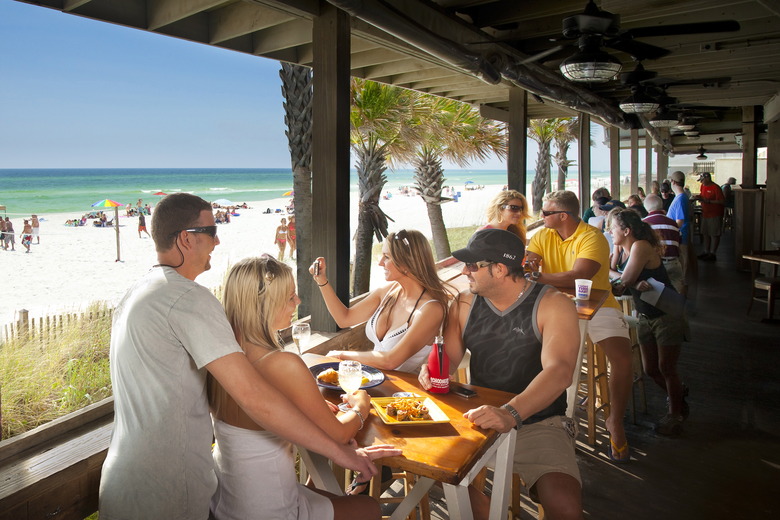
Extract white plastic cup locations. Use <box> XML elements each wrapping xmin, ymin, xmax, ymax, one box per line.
<box><xmin>575</xmin><ymin>279</ymin><xmax>592</xmax><ymax>300</ymax></box>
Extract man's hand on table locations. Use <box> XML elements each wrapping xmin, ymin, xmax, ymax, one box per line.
<box><xmin>464</xmin><ymin>405</ymin><xmax>515</xmax><ymax>433</ymax></box>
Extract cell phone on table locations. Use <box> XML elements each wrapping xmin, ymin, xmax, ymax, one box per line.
<box><xmin>451</xmin><ymin>386</ymin><xmax>477</xmax><ymax>398</ymax></box>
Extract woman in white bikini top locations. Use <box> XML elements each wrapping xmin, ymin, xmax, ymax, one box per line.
<box><xmin>311</xmin><ymin>229</ymin><xmax>455</xmax><ymax>373</ymax></box>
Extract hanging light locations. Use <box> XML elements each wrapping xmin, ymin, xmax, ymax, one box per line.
<box><xmin>560</xmin><ymin>37</ymin><xmax>622</xmax><ymax>83</ymax></box>
<box><xmin>676</xmin><ymin>118</ymin><xmax>697</xmax><ymax>131</ymax></box>
<box><xmin>619</xmin><ymin>87</ymin><xmax>660</xmax><ymax>114</ymax></box>
<box><xmin>684</xmin><ymin>130</ymin><xmax>700</xmax><ymax>137</ymax></box>
<box><xmin>696</xmin><ymin>146</ymin><xmax>708</xmax><ymax>160</ymax></box>
<box><xmin>649</xmin><ymin>107</ymin><xmax>679</xmax><ymax>127</ymax></box>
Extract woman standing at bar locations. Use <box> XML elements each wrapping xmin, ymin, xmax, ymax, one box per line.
<box><xmin>609</xmin><ymin>209</ymin><xmax>689</xmax><ymax>437</ymax></box>
<box><xmin>480</xmin><ymin>189</ymin><xmax>531</xmax><ymax>244</ymax></box>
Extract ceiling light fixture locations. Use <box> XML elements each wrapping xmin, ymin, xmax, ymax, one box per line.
<box><xmin>649</xmin><ymin>108</ymin><xmax>679</xmax><ymax>127</ymax></box>
<box><xmin>676</xmin><ymin>119</ymin><xmax>697</xmax><ymax>131</ymax></box>
<box><xmin>619</xmin><ymin>88</ymin><xmax>660</xmax><ymax>114</ymax></box>
<box><xmin>684</xmin><ymin>130</ymin><xmax>700</xmax><ymax>137</ymax></box>
<box><xmin>560</xmin><ymin>44</ymin><xmax>622</xmax><ymax>83</ymax></box>
<box><xmin>696</xmin><ymin>146</ymin><xmax>708</xmax><ymax>160</ymax></box>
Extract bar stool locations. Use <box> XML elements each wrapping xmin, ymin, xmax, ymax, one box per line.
<box><xmin>617</xmin><ymin>296</ymin><xmax>647</xmax><ymax>423</ymax></box>
<box><xmin>580</xmin><ymin>337</ymin><xmax>611</xmax><ymax>445</ymax></box>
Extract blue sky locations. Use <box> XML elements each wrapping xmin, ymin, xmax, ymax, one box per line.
<box><xmin>0</xmin><ymin>0</ymin><xmax>627</xmax><ymax>171</ymax></box>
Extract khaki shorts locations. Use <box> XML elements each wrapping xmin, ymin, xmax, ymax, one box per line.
<box><xmin>513</xmin><ymin>416</ymin><xmax>581</xmax><ymax>498</ymax></box>
<box><xmin>701</xmin><ymin>216</ymin><xmax>722</xmax><ymax>237</ymax></box>
<box><xmin>587</xmin><ymin>307</ymin><xmax>630</xmax><ymax>344</ymax></box>
<box><xmin>638</xmin><ymin>312</ymin><xmax>688</xmax><ymax>346</ymax></box>
<box><xmin>662</xmin><ymin>258</ymin><xmax>684</xmax><ymax>293</ymax></box>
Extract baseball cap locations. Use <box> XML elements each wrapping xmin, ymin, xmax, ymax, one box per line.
<box><xmin>452</xmin><ymin>229</ymin><xmax>524</xmax><ymax>268</ymax></box>
<box><xmin>670</xmin><ymin>171</ymin><xmax>686</xmax><ymax>184</ymax></box>
<box><xmin>599</xmin><ymin>201</ymin><xmax>619</xmax><ymax>212</ymax></box>
<box><xmin>697</xmin><ymin>172</ymin><xmax>711</xmax><ymax>182</ymax></box>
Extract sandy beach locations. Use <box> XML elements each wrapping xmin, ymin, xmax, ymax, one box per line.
<box><xmin>1</xmin><ymin>185</ymin><xmax>502</xmax><ymax>329</ymax></box>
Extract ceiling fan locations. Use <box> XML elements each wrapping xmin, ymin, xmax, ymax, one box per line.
<box><xmin>553</xmin><ymin>1</ymin><xmax>740</xmax><ymax>82</ymax></box>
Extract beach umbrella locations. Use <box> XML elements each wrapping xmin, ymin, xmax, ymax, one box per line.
<box><xmin>283</xmin><ymin>190</ymin><xmax>293</xmax><ymax>197</ymax></box>
<box><xmin>91</xmin><ymin>199</ymin><xmax>122</xmax><ymax>262</ymax></box>
<box><xmin>212</xmin><ymin>198</ymin><xmax>234</xmax><ymax>207</ymax></box>
<box><xmin>464</xmin><ymin>180</ymin><xmax>475</xmax><ymax>185</ymax></box>
<box><xmin>153</xmin><ymin>191</ymin><xmax>167</xmax><ymax>196</ymax></box>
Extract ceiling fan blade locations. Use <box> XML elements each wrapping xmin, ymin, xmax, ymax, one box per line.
<box><xmin>648</xmin><ymin>76</ymin><xmax>731</xmax><ymax>88</ymax></box>
<box><xmin>518</xmin><ymin>44</ymin><xmax>570</xmax><ymax>65</ymax></box>
<box><xmin>606</xmin><ymin>38</ymin><xmax>670</xmax><ymax>60</ymax></box>
<box><xmin>626</xmin><ymin>20</ymin><xmax>740</xmax><ymax>39</ymax></box>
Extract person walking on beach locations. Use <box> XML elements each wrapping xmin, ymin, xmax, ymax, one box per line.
<box><xmin>274</xmin><ymin>217</ymin><xmax>289</xmax><ymax>261</ymax></box>
<box><xmin>287</xmin><ymin>215</ymin><xmax>297</xmax><ymax>259</ymax></box>
<box><xmin>20</xmin><ymin>219</ymin><xmax>33</xmax><ymax>253</ymax></box>
<box><xmin>31</xmin><ymin>214</ymin><xmax>40</xmax><ymax>244</ymax></box>
<box><xmin>4</xmin><ymin>218</ymin><xmax>15</xmax><ymax>251</ymax></box>
<box><xmin>99</xmin><ymin>192</ymin><xmax>390</xmax><ymax>520</ymax></box>
<box><xmin>137</xmin><ymin>213</ymin><xmax>150</xmax><ymax>239</ymax></box>
<box><xmin>0</xmin><ymin>218</ymin><xmax>6</xmax><ymax>250</ymax></box>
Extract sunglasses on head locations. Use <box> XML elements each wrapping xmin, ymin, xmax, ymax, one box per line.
<box><xmin>179</xmin><ymin>225</ymin><xmax>218</xmax><ymax>238</ymax></box>
<box><xmin>393</xmin><ymin>229</ymin><xmax>410</xmax><ymax>247</ymax></box>
<box><xmin>541</xmin><ymin>210</ymin><xmax>572</xmax><ymax>217</ymax></box>
<box><xmin>464</xmin><ymin>260</ymin><xmax>494</xmax><ymax>272</ymax></box>
<box><xmin>501</xmin><ymin>204</ymin><xmax>524</xmax><ymax>212</ymax></box>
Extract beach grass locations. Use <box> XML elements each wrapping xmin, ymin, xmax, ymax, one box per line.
<box><xmin>0</xmin><ymin>303</ymin><xmax>112</xmax><ymax>439</ymax></box>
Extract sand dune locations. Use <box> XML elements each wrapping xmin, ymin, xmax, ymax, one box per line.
<box><xmin>0</xmin><ymin>186</ymin><xmax>501</xmax><ymax>328</ymax></box>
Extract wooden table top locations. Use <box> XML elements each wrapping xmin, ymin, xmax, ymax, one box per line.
<box><xmin>560</xmin><ymin>287</ymin><xmax>610</xmax><ymax>321</ymax></box>
<box><xmin>743</xmin><ymin>253</ymin><xmax>780</xmax><ymax>266</ymax></box>
<box><xmin>305</xmin><ymin>354</ymin><xmax>515</xmax><ymax>485</ymax></box>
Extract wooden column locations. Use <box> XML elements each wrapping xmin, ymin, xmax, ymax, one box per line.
<box><xmin>657</xmin><ymin>145</ymin><xmax>669</xmax><ymax>182</ymax></box>
<box><xmin>630</xmin><ymin>129</ymin><xmax>639</xmax><ymax>198</ymax></box>
<box><xmin>741</xmin><ymin>105</ymin><xmax>759</xmax><ymax>188</ymax></box>
<box><xmin>507</xmin><ymin>88</ymin><xmax>528</xmax><ymax>194</ymax></box>
<box><xmin>766</xmin><ymin>119</ymin><xmax>780</xmax><ymax>248</ymax></box>
<box><xmin>578</xmin><ymin>114</ymin><xmax>591</xmax><ymax>207</ymax></box>
<box><xmin>645</xmin><ymin>134</ymin><xmax>653</xmax><ymax>193</ymax></box>
<box><xmin>311</xmin><ymin>4</ymin><xmax>350</xmax><ymax>332</ymax></box>
<box><xmin>610</xmin><ymin>126</ymin><xmax>621</xmax><ymax>198</ymax></box>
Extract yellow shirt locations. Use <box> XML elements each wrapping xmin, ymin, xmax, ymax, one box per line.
<box><xmin>527</xmin><ymin>220</ymin><xmax>619</xmax><ymax>310</ymax></box>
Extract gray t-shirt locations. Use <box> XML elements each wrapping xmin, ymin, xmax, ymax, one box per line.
<box><xmin>99</xmin><ymin>266</ymin><xmax>241</xmax><ymax>520</ymax></box>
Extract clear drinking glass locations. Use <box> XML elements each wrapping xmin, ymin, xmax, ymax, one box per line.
<box><xmin>337</xmin><ymin>360</ymin><xmax>363</xmax><ymax>410</ymax></box>
<box><xmin>291</xmin><ymin>323</ymin><xmax>311</xmax><ymax>354</ymax></box>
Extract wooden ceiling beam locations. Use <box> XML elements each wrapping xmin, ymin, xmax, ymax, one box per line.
<box><xmin>209</xmin><ymin>2</ymin><xmax>296</xmax><ymax>44</ymax></box>
<box><xmin>148</xmin><ymin>0</ymin><xmax>224</xmax><ymax>31</ymax></box>
<box><xmin>252</xmin><ymin>18</ymin><xmax>312</xmax><ymax>55</ymax></box>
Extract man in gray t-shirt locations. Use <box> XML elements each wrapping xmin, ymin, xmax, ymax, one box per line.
<box><xmin>99</xmin><ymin>193</ymin><xmax>391</xmax><ymax>520</ymax></box>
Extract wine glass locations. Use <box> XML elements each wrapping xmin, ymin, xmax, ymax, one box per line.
<box><xmin>337</xmin><ymin>360</ymin><xmax>363</xmax><ymax>411</ymax></box>
<box><xmin>291</xmin><ymin>323</ymin><xmax>311</xmax><ymax>354</ymax></box>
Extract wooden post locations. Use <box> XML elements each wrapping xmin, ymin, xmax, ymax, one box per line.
<box><xmin>311</xmin><ymin>3</ymin><xmax>351</xmax><ymax>332</ymax></box>
<box><xmin>17</xmin><ymin>309</ymin><xmax>29</xmax><ymax>339</ymax></box>
<box><xmin>630</xmin><ymin>129</ymin><xmax>639</xmax><ymax>198</ymax></box>
<box><xmin>741</xmin><ymin>106</ymin><xmax>759</xmax><ymax>189</ymax></box>
<box><xmin>765</xmin><ymin>119</ymin><xmax>779</xmax><ymax>249</ymax></box>
<box><xmin>578</xmin><ymin>114</ymin><xmax>591</xmax><ymax>208</ymax></box>
<box><xmin>507</xmin><ymin>88</ymin><xmax>528</xmax><ymax>194</ymax></box>
<box><xmin>610</xmin><ymin>126</ymin><xmax>621</xmax><ymax>199</ymax></box>
<box><xmin>645</xmin><ymin>134</ymin><xmax>653</xmax><ymax>194</ymax></box>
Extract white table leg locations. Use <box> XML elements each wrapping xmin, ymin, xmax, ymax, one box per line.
<box><xmin>442</xmin><ymin>481</ymin><xmax>474</xmax><ymax>520</ymax></box>
<box><xmin>488</xmin><ymin>428</ymin><xmax>516</xmax><ymax>520</ymax></box>
<box><xmin>387</xmin><ymin>476</ymin><xmax>435</xmax><ymax>520</ymax></box>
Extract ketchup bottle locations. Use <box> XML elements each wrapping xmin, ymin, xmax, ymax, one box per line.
<box><xmin>427</xmin><ymin>336</ymin><xmax>450</xmax><ymax>394</ymax></box>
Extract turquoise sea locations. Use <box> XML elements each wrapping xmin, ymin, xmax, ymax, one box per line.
<box><xmin>0</xmin><ymin>167</ymin><xmax>611</xmax><ymax>216</ymax></box>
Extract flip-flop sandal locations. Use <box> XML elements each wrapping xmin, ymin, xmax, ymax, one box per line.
<box><xmin>347</xmin><ymin>477</ymin><xmax>372</xmax><ymax>496</ymax></box>
<box><xmin>608</xmin><ymin>437</ymin><xmax>631</xmax><ymax>464</ymax></box>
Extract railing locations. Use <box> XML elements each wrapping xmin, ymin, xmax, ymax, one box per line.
<box><xmin>1</xmin><ymin>306</ymin><xmax>113</xmax><ymax>344</ymax></box>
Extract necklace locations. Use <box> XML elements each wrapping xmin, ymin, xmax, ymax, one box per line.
<box><xmin>516</xmin><ymin>279</ymin><xmax>530</xmax><ymax>301</ymax></box>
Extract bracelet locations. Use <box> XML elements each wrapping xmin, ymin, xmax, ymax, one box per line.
<box><xmin>350</xmin><ymin>407</ymin><xmax>365</xmax><ymax>430</ymax></box>
<box><xmin>318</xmin><ymin>280</ymin><xmax>329</xmax><ymax>287</ymax></box>
<box><xmin>500</xmin><ymin>403</ymin><xmax>523</xmax><ymax>430</ymax></box>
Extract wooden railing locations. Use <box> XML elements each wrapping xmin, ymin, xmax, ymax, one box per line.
<box><xmin>1</xmin><ymin>305</ymin><xmax>113</xmax><ymax>344</ymax></box>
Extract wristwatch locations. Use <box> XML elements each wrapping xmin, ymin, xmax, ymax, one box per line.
<box><xmin>501</xmin><ymin>403</ymin><xmax>523</xmax><ymax>429</ymax></box>
<box><xmin>525</xmin><ymin>271</ymin><xmax>541</xmax><ymax>282</ymax></box>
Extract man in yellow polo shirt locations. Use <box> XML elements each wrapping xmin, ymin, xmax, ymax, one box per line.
<box><xmin>526</xmin><ymin>190</ymin><xmax>632</xmax><ymax>463</ymax></box>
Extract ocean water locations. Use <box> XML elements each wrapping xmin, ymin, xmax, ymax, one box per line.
<box><xmin>0</xmin><ymin>167</ymin><xmax>611</xmax><ymax>216</ymax></box>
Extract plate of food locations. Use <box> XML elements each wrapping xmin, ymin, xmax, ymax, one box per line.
<box><xmin>370</xmin><ymin>397</ymin><xmax>450</xmax><ymax>425</ymax></box>
<box><xmin>310</xmin><ymin>362</ymin><xmax>385</xmax><ymax>390</ymax></box>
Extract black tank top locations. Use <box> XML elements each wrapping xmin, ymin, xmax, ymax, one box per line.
<box><xmin>630</xmin><ymin>262</ymin><xmax>675</xmax><ymax>319</ymax></box>
<box><xmin>463</xmin><ymin>282</ymin><xmax>567</xmax><ymax>423</ymax></box>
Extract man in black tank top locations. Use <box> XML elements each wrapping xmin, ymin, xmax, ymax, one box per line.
<box><xmin>419</xmin><ymin>229</ymin><xmax>584</xmax><ymax>520</ymax></box>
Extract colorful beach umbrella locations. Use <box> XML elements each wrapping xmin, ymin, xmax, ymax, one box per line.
<box><xmin>91</xmin><ymin>199</ymin><xmax>122</xmax><ymax>208</ymax></box>
<box><xmin>283</xmin><ymin>190</ymin><xmax>294</xmax><ymax>197</ymax></box>
<box><xmin>90</xmin><ymin>199</ymin><xmax>122</xmax><ymax>262</ymax></box>
<box><xmin>153</xmin><ymin>191</ymin><xmax>167</xmax><ymax>196</ymax></box>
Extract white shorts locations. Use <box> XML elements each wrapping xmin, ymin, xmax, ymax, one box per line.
<box><xmin>32</xmin><ymin>227</ymin><xmax>39</xmax><ymax>238</ymax></box>
<box><xmin>587</xmin><ymin>306</ymin><xmax>630</xmax><ymax>343</ymax></box>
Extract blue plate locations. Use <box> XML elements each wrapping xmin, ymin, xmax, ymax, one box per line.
<box><xmin>310</xmin><ymin>362</ymin><xmax>385</xmax><ymax>390</ymax></box>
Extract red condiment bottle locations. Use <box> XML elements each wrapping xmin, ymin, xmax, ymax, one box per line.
<box><xmin>427</xmin><ymin>336</ymin><xmax>450</xmax><ymax>394</ymax></box>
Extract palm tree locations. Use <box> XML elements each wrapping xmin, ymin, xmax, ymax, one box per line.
<box><xmin>528</xmin><ymin>119</ymin><xmax>559</xmax><ymax>214</ymax></box>
<box><xmin>350</xmin><ymin>79</ymin><xmax>421</xmax><ymax>296</ymax></box>
<box><xmin>279</xmin><ymin>62</ymin><xmax>314</xmax><ymax>316</ymax></box>
<box><xmin>412</xmin><ymin>98</ymin><xmax>506</xmax><ymax>259</ymax></box>
<box><xmin>553</xmin><ymin>117</ymin><xmax>579</xmax><ymax>191</ymax></box>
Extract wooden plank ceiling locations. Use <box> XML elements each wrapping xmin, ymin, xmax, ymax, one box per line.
<box><xmin>20</xmin><ymin>0</ymin><xmax>780</xmax><ymax>154</ymax></box>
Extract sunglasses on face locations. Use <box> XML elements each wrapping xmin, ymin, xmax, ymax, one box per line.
<box><xmin>541</xmin><ymin>210</ymin><xmax>572</xmax><ymax>217</ymax></box>
<box><xmin>464</xmin><ymin>260</ymin><xmax>494</xmax><ymax>272</ymax></box>
<box><xmin>501</xmin><ymin>204</ymin><xmax>524</xmax><ymax>212</ymax></box>
<box><xmin>181</xmin><ymin>225</ymin><xmax>218</xmax><ymax>238</ymax></box>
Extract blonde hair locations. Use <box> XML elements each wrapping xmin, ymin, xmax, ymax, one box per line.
<box><xmin>209</xmin><ymin>255</ymin><xmax>294</xmax><ymax>421</ymax></box>
<box><xmin>386</xmin><ymin>229</ymin><xmax>454</xmax><ymax>329</ymax></box>
<box><xmin>484</xmin><ymin>190</ymin><xmax>530</xmax><ymax>242</ymax></box>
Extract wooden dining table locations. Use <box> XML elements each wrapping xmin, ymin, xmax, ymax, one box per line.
<box><xmin>299</xmin><ymin>354</ymin><xmax>517</xmax><ymax>520</ymax></box>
